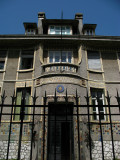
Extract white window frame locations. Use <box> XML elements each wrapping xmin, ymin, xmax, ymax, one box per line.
<box><xmin>91</xmin><ymin>89</ymin><xmax>106</xmax><ymax>121</ymax></box>
<box><xmin>87</xmin><ymin>51</ymin><xmax>102</xmax><ymax>70</ymax></box>
<box><xmin>48</xmin><ymin>25</ymin><xmax>72</xmax><ymax>35</ymax></box>
<box><xmin>49</xmin><ymin>51</ymin><xmax>73</xmax><ymax>63</ymax></box>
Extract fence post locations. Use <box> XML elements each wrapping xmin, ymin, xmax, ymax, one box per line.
<box><xmin>0</xmin><ymin>90</ymin><xmax>7</xmax><ymax>124</ymax></box>
<box><xmin>6</xmin><ymin>91</ymin><xmax>16</xmax><ymax>160</ymax></box>
<box><xmin>106</xmin><ymin>91</ymin><xmax>115</xmax><ymax>160</ymax></box>
<box><xmin>43</xmin><ymin>91</ymin><xmax>47</xmax><ymax>160</ymax></box>
<box><xmin>76</xmin><ymin>89</ymin><xmax>80</xmax><ymax>160</ymax></box>
<box><xmin>30</xmin><ymin>88</ymin><xmax>38</xmax><ymax>160</ymax></box>
<box><xmin>97</xmin><ymin>92</ymin><xmax>104</xmax><ymax>160</ymax></box>
<box><xmin>17</xmin><ymin>85</ymin><xmax>26</xmax><ymax>160</ymax></box>
<box><xmin>85</xmin><ymin>89</ymin><xmax>92</xmax><ymax>160</ymax></box>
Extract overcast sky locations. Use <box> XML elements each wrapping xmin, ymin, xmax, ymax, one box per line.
<box><xmin>0</xmin><ymin>0</ymin><xmax>120</xmax><ymax>36</ymax></box>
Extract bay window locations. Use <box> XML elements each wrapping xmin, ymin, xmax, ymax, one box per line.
<box><xmin>49</xmin><ymin>51</ymin><xmax>72</xmax><ymax>63</ymax></box>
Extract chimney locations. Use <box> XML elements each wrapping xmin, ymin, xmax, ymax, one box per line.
<box><xmin>38</xmin><ymin>12</ymin><xmax>46</xmax><ymax>34</ymax></box>
<box><xmin>75</xmin><ymin>13</ymin><xmax>83</xmax><ymax>35</ymax></box>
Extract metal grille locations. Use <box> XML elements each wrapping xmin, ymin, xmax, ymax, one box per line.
<box><xmin>0</xmin><ymin>88</ymin><xmax>120</xmax><ymax>160</ymax></box>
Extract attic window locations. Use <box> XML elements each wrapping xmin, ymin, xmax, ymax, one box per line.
<box><xmin>49</xmin><ymin>26</ymin><xmax>72</xmax><ymax>35</ymax></box>
<box><xmin>26</xmin><ymin>29</ymin><xmax>35</xmax><ymax>35</ymax></box>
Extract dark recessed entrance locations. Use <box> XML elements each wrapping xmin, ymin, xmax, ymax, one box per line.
<box><xmin>47</xmin><ymin>103</ymin><xmax>74</xmax><ymax>160</ymax></box>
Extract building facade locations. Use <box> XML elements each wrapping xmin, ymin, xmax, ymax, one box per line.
<box><xmin>0</xmin><ymin>12</ymin><xmax>120</xmax><ymax>160</ymax></box>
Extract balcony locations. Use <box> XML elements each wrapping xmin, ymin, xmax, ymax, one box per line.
<box><xmin>42</xmin><ymin>62</ymin><xmax>79</xmax><ymax>74</ymax></box>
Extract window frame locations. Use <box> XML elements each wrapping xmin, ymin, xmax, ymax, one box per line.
<box><xmin>14</xmin><ymin>87</ymin><xmax>31</xmax><ymax>121</ymax></box>
<box><xmin>90</xmin><ymin>88</ymin><xmax>106</xmax><ymax>121</ymax></box>
<box><xmin>48</xmin><ymin>51</ymin><xmax>73</xmax><ymax>63</ymax></box>
<box><xmin>48</xmin><ymin>25</ymin><xmax>72</xmax><ymax>35</ymax></box>
<box><xmin>0</xmin><ymin>50</ymin><xmax>7</xmax><ymax>71</ymax></box>
<box><xmin>19</xmin><ymin>51</ymin><xmax>34</xmax><ymax>70</ymax></box>
<box><xmin>87</xmin><ymin>51</ymin><xmax>102</xmax><ymax>71</ymax></box>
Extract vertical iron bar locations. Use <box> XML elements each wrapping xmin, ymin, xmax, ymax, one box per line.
<box><xmin>85</xmin><ymin>89</ymin><xmax>92</xmax><ymax>160</ymax></box>
<box><xmin>65</xmin><ymin>89</ymin><xmax>68</xmax><ymax>160</ymax></box>
<box><xmin>106</xmin><ymin>91</ymin><xmax>115</xmax><ymax>160</ymax></box>
<box><xmin>115</xmin><ymin>89</ymin><xmax>120</xmax><ymax>111</ymax></box>
<box><xmin>76</xmin><ymin>89</ymin><xmax>80</xmax><ymax>160</ymax></box>
<box><xmin>54</xmin><ymin>89</ymin><xmax>57</xmax><ymax>160</ymax></box>
<box><xmin>43</xmin><ymin>91</ymin><xmax>47</xmax><ymax>160</ymax></box>
<box><xmin>0</xmin><ymin>91</ymin><xmax>6</xmax><ymax>124</ymax></box>
<box><xmin>97</xmin><ymin>93</ymin><xmax>104</xmax><ymax>160</ymax></box>
<box><xmin>30</xmin><ymin>89</ymin><xmax>38</xmax><ymax>160</ymax></box>
<box><xmin>6</xmin><ymin>91</ymin><xmax>16</xmax><ymax>160</ymax></box>
<box><xmin>17</xmin><ymin>86</ymin><xmax>26</xmax><ymax>160</ymax></box>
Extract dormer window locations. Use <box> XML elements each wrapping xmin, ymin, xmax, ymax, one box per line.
<box><xmin>48</xmin><ymin>26</ymin><xmax>72</xmax><ymax>35</ymax></box>
<box><xmin>26</xmin><ymin>29</ymin><xmax>35</xmax><ymax>35</ymax></box>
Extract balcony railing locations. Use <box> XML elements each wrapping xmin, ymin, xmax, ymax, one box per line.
<box><xmin>42</xmin><ymin>63</ymin><xmax>79</xmax><ymax>74</ymax></box>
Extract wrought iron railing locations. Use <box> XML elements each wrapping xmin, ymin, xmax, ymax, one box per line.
<box><xmin>0</xmin><ymin>88</ymin><xmax>120</xmax><ymax>160</ymax></box>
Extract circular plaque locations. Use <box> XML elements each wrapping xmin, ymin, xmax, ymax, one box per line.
<box><xmin>56</xmin><ymin>85</ymin><xmax>64</xmax><ymax>93</ymax></box>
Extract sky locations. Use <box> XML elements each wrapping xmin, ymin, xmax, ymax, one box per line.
<box><xmin>0</xmin><ymin>0</ymin><xmax>120</xmax><ymax>36</ymax></box>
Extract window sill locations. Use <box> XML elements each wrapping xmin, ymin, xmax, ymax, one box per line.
<box><xmin>17</xmin><ymin>68</ymin><xmax>34</xmax><ymax>73</ymax></box>
<box><xmin>87</xmin><ymin>69</ymin><xmax>104</xmax><ymax>73</ymax></box>
<box><xmin>0</xmin><ymin>69</ymin><xmax>5</xmax><ymax>73</ymax></box>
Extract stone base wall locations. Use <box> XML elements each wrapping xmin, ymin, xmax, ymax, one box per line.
<box><xmin>0</xmin><ymin>141</ymin><xmax>31</xmax><ymax>160</ymax></box>
<box><xmin>92</xmin><ymin>141</ymin><xmax>120</xmax><ymax>160</ymax></box>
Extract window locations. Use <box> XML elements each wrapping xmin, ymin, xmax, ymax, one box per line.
<box><xmin>49</xmin><ymin>51</ymin><xmax>72</xmax><ymax>63</ymax></box>
<box><xmin>87</xmin><ymin>51</ymin><xmax>101</xmax><ymax>70</ymax></box>
<box><xmin>118</xmin><ymin>53</ymin><xmax>120</xmax><ymax>70</ymax></box>
<box><xmin>49</xmin><ymin>26</ymin><xmax>72</xmax><ymax>35</ymax></box>
<box><xmin>91</xmin><ymin>88</ymin><xmax>105</xmax><ymax>120</ymax></box>
<box><xmin>26</xmin><ymin>29</ymin><xmax>35</xmax><ymax>35</ymax></box>
<box><xmin>20</xmin><ymin>50</ymin><xmax>34</xmax><ymax>70</ymax></box>
<box><xmin>14</xmin><ymin>87</ymin><xmax>31</xmax><ymax>121</ymax></box>
<box><xmin>0</xmin><ymin>50</ymin><xmax>6</xmax><ymax>70</ymax></box>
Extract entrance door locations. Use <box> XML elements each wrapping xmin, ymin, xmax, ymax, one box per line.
<box><xmin>47</xmin><ymin>103</ymin><xmax>73</xmax><ymax>160</ymax></box>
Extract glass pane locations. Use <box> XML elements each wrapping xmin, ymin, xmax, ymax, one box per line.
<box><xmin>100</xmin><ymin>112</ymin><xmax>104</xmax><ymax>120</ymax></box>
<box><xmin>99</xmin><ymin>106</ymin><xmax>104</xmax><ymax>111</ymax></box>
<box><xmin>49</xmin><ymin>52</ymin><xmax>53</xmax><ymax>63</ymax></box>
<box><xmin>93</xmin><ymin>113</ymin><xmax>97</xmax><ymax>120</ymax></box>
<box><xmin>0</xmin><ymin>61</ymin><xmax>4</xmax><ymax>69</ymax></box>
<box><xmin>97</xmin><ymin>91</ymin><xmax>102</xmax><ymax>98</ymax></box>
<box><xmin>93</xmin><ymin>106</ymin><xmax>96</xmax><ymax>111</ymax></box>
<box><xmin>62</xmin><ymin>52</ymin><xmax>66</xmax><ymax>62</ymax></box>
<box><xmin>92</xmin><ymin>100</ymin><xmax>96</xmax><ymax>105</ymax></box>
<box><xmin>55</xmin><ymin>31</ymin><xmax>61</xmax><ymax>34</ymax></box>
<box><xmin>55</xmin><ymin>52</ymin><xmax>60</xmax><ymax>62</ymax></box>
<box><xmin>68</xmin><ymin>52</ymin><xmax>72</xmax><ymax>63</ymax></box>
<box><xmin>98</xmin><ymin>100</ymin><xmax>103</xmax><ymax>105</ymax></box>
<box><xmin>91</xmin><ymin>91</ymin><xmax>96</xmax><ymax>98</ymax></box>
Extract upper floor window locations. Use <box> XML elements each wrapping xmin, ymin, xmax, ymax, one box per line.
<box><xmin>0</xmin><ymin>50</ymin><xmax>6</xmax><ymax>70</ymax></box>
<box><xmin>87</xmin><ymin>51</ymin><xmax>101</xmax><ymax>70</ymax></box>
<box><xmin>20</xmin><ymin>50</ymin><xmax>34</xmax><ymax>70</ymax></box>
<box><xmin>26</xmin><ymin>29</ymin><xmax>35</xmax><ymax>35</ymax></box>
<box><xmin>49</xmin><ymin>51</ymin><xmax>72</xmax><ymax>63</ymax></box>
<box><xmin>49</xmin><ymin>26</ymin><xmax>72</xmax><ymax>35</ymax></box>
<box><xmin>91</xmin><ymin>88</ymin><xmax>105</xmax><ymax>120</ymax></box>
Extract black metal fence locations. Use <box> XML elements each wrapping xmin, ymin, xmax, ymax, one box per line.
<box><xmin>0</xmin><ymin>88</ymin><xmax>120</xmax><ymax>160</ymax></box>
